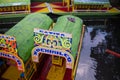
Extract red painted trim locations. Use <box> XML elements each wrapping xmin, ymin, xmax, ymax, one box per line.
<box><xmin>106</xmin><ymin>49</ymin><xmax>120</xmax><ymax>58</ymax></box>
<box><xmin>63</xmin><ymin>69</ymin><xmax>72</xmax><ymax>80</ymax></box>
<box><xmin>31</xmin><ymin>7</ymin><xmax>45</xmax><ymax>12</ymax></box>
<box><xmin>39</xmin><ymin>56</ymin><xmax>51</xmax><ymax>80</ymax></box>
<box><xmin>31</xmin><ymin>55</ymin><xmax>51</xmax><ymax>80</ymax></box>
<box><xmin>54</xmin><ymin>7</ymin><xmax>72</xmax><ymax>12</ymax></box>
<box><xmin>51</xmin><ymin>2</ymin><xmax>67</xmax><ymax>6</ymax></box>
<box><xmin>31</xmin><ymin>2</ymin><xmax>43</xmax><ymax>7</ymax></box>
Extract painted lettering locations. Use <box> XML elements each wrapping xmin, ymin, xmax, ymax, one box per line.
<box><xmin>0</xmin><ymin>52</ymin><xmax>21</xmax><ymax>66</ymax></box>
<box><xmin>34</xmin><ymin>28</ymin><xmax>71</xmax><ymax>38</ymax></box>
<box><xmin>33</xmin><ymin>47</ymin><xmax>72</xmax><ymax>62</ymax></box>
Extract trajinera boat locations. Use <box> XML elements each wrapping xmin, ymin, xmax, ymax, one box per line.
<box><xmin>0</xmin><ymin>13</ymin><xmax>84</xmax><ymax>80</ymax></box>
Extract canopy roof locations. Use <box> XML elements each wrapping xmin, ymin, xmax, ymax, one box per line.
<box><xmin>74</xmin><ymin>0</ymin><xmax>110</xmax><ymax>5</ymax></box>
<box><xmin>5</xmin><ymin>13</ymin><xmax>53</xmax><ymax>62</ymax></box>
<box><xmin>0</xmin><ymin>0</ymin><xmax>30</xmax><ymax>7</ymax></box>
<box><xmin>53</xmin><ymin>15</ymin><xmax>83</xmax><ymax>59</ymax></box>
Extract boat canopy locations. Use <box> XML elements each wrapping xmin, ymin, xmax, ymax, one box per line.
<box><xmin>5</xmin><ymin>13</ymin><xmax>53</xmax><ymax>63</ymax></box>
<box><xmin>74</xmin><ymin>0</ymin><xmax>110</xmax><ymax>5</ymax></box>
<box><xmin>53</xmin><ymin>15</ymin><xmax>83</xmax><ymax>59</ymax></box>
<box><xmin>0</xmin><ymin>0</ymin><xmax>30</xmax><ymax>7</ymax></box>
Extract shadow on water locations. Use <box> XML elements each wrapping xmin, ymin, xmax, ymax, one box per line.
<box><xmin>76</xmin><ymin>18</ymin><xmax>120</xmax><ymax>80</ymax></box>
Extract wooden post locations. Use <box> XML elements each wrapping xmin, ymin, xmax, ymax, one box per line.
<box><xmin>67</xmin><ymin>0</ymin><xmax>70</xmax><ymax>11</ymax></box>
<box><xmin>63</xmin><ymin>0</ymin><xmax>65</xmax><ymax>6</ymax></box>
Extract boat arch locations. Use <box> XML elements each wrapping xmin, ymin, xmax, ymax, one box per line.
<box><xmin>0</xmin><ymin>51</ymin><xmax>25</xmax><ymax>72</ymax></box>
<box><xmin>32</xmin><ymin>46</ymin><xmax>74</xmax><ymax>69</ymax></box>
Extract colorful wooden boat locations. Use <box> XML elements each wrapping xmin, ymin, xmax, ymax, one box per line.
<box><xmin>0</xmin><ymin>13</ymin><xmax>53</xmax><ymax>80</ymax></box>
<box><xmin>0</xmin><ymin>0</ymin><xmax>120</xmax><ymax>19</ymax></box>
<box><xmin>0</xmin><ymin>0</ymin><xmax>30</xmax><ymax>14</ymax></box>
<box><xmin>0</xmin><ymin>13</ymin><xmax>84</xmax><ymax>80</ymax></box>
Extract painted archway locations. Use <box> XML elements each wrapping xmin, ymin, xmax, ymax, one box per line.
<box><xmin>0</xmin><ymin>34</ymin><xmax>25</xmax><ymax>72</ymax></box>
<box><xmin>32</xmin><ymin>46</ymin><xmax>74</xmax><ymax>69</ymax></box>
<box><xmin>0</xmin><ymin>51</ymin><xmax>25</xmax><ymax>72</ymax></box>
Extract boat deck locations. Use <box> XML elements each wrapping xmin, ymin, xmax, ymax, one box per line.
<box><xmin>31</xmin><ymin>2</ymin><xmax>70</xmax><ymax>13</ymax></box>
<box><xmin>31</xmin><ymin>54</ymin><xmax>66</xmax><ymax>80</ymax></box>
<box><xmin>2</xmin><ymin>66</ymin><xmax>21</xmax><ymax>80</ymax></box>
<box><xmin>31</xmin><ymin>2</ymin><xmax>120</xmax><ymax>13</ymax></box>
<box><xmin>0</xmin><ymin>2</ymin><xmax>119</xmax><ymax>18</ymax></box>
<box><xmin>46</xmin><ymin>64</ymin><xmax>66</xmax><ymax>80</ymax></box>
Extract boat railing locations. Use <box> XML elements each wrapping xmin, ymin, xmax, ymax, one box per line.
<box><xmin>74</xmin><ymin>9</ymin><xmax>107</xmax><ymax>12</ymax></box>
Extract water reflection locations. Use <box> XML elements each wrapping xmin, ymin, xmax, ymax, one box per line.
<box><xmin>76</xmin><ymin>26</ymin><xmax>104</xmax><ymax>80</ymax></box>
<box><xmin>76</xmin><ymin>25</ymin><xmax>120</xmax><ymax>80</ymax></box>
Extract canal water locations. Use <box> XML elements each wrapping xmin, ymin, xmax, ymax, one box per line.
<box><xmin>75</xmin><ymin>18</ymin><xmax>120</xmax><ymax>80</ymax></box>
